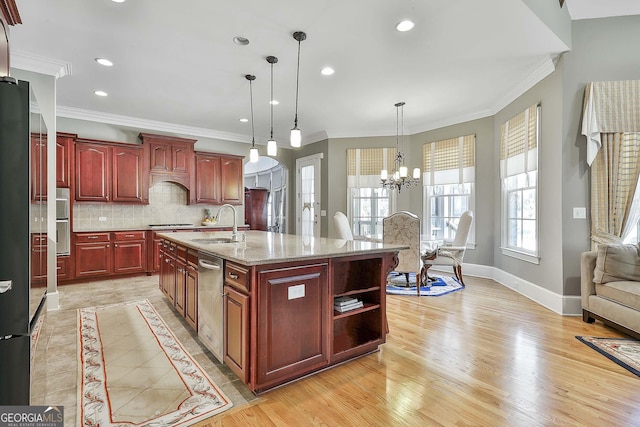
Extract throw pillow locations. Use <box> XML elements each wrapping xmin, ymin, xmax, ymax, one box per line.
<box><xmin>594</xmin><ymin>243</ymin><xmax>640</xmax><ymax>284</ymax></box>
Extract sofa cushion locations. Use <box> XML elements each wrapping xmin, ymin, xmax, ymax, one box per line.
<box><xmin>595</xmin><ymin>281</ymin><xmax>640</xmax><ymax>311</ymax></box>
<box><xmin>594</xmin><ymin>243</ymin><xmax>640</xmax><ymax>284</ymax></box>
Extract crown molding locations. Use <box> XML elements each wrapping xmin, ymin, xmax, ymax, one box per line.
<box><xmin>10</xmin><ymin>50</ymin><xmax>71</xmax><ymax>78</ymax></box>
<box><xmin>0</xmin><ymin>0</ymin><xmax>21</xmax><ymax>26</ymax></box>
<box><xmin>56</xmin><ymin>105</ymin><xmax>250</xmax><ymax>143</ymax></box>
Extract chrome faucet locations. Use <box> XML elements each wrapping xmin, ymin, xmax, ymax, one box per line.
<box><xmin>215</xmin><ymin>204</ymin><xmax>239</xmax><ymax>241</ymax></box>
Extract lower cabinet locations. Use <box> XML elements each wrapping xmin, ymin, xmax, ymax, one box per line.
<box><xmin>254</xmin><ymin>263</ymin><xmax>329</xmax><ymax>391</ymax></box>
<box><xmin>113</xmin><ymin>231</ymin><xmax>146</xmax><ymax>274</ymax></box>
<box><xmin>224</xmin><ymin>285</ymin><xmax>249</xmax><ymax>384</ymax></box>
<box><xmin>158</xmin><ymin>239</ymin><xmax>198</xmax><ymax>330</ymax></box>
<box><xmin>75</xmin><ymin>233</ymin><xmax>112</xmax><ymax>278</ymax></box>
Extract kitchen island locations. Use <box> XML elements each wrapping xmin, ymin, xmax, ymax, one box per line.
<box><xmin>156</xmin><ymin>230</ymin><xmax>405</xmax><ymax>393</ymax></box>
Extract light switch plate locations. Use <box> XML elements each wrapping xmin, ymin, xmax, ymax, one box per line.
<box><xmin>98</xmin><ymin>216</ymin><xmax>107</xmax><ymax>222</ymax></box>
<box><xmin>573</xmin><ymin>207</ymin><xmax>586</xmax><ymax>219</ymax></box>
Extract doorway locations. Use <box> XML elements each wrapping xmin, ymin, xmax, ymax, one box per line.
<box><xmin>295</xmin><ymin>153</ymin><xmax>322</xmax><ymax>237</ymax></box>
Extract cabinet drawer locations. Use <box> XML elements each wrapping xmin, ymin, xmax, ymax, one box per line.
<box><xmin>113</xmin><ymin>231</ymin><xmax>145</xmax><ymax>241</ymax></box>
<box><xmin>176</xmin><ymin>245</ymin><xmax>187</xmax><ymax>260</ymax></box>
<box><xmin>187</xmin><ymin>251</ymin><xmax>198</xmax><ymax>267</ymax></box>
<box><xmin>31</xmin><ymin>234</ymin><xmax>47</xmax><ymax>246</ymax></box>
<box><xmin>225</xmin><ymin>262</ymin><xmax>250</xmax><ymax>293</ymax></box>
<box><xmin>75</xmin><ymin>232</ymin><xmax>110</xmax><ymax>243</ymax></box>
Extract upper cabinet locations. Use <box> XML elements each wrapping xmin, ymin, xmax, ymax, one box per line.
<box><xmin>194</xmin><ymin>152</ymin><xmax>243</xmax><ymax>205</ymax></box>
<box><xmin>31</xmin><ymin>132</ymin><xmax>76</xmax><ymax>201</ymax></box>
<box><xmin>139</xmin><ymin>133</ymin><xmax>196</xmax><ymax>191</ymax></box>
<box><xmin>75</xmin><ymin>139</ymin><xmax>148</xmax><ymax>204</ymax></box>
<box><xmin>56</xmin><ymin>133</ymin><xmax>75</xmax><ymax>188</ymax></box>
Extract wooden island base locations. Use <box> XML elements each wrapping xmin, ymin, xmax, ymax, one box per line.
<box><xmin>157</xmin><ymin>231</ymin><xmax>402</xmax><ymax>394</ymax></box>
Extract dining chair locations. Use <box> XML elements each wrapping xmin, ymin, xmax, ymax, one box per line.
<box><xmin>383</xmin><ymin>211</ymin><xmax>423</xmax><ymax>294</ymax></box>
<box><xmin>333</xmin><ymin>211</ymin><xmax>354</xmax><ymax>240</ymax></box>
<box><xmin>421</xmin><ymin>210</ymin><xmax>473</xmax><ymax>285</ymax></box>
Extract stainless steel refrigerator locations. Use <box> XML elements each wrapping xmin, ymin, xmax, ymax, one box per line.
<box><xmin>0</xmin><ymin>76</ymin><xmax>46</xmax><ymax>405</ymax></box>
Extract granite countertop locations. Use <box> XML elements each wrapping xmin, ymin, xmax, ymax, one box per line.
<box><xmin>73</xmin><ymin>224</ymin><xmax>241</xmax><ymax>233</ymax></box>
<box><xmin>157</xmin><ymin>230</ymin><xmax>408</xmax><ymax>266</ymax></box>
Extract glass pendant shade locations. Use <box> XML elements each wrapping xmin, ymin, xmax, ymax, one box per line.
<box><xmin>249</xmin><ymin>147</ymin><xmax>259</xmax><ymax>163</ymax></box>
<box><xmin>413</xmin><ymin>167</ymin><xmax>420</xmax><ymax>179</ymax></box>
<box><xmin>290</xmin><ymin>127</ymin><xmax>301</xmax><ymax>147</ymax></box>
<box><xmin>267</xmin><ymin>139</ymin><xmax>277</xmax><ymax>156</ymax></box>
<box><xmin>380</xmin><ymin>169</ymin><xmax>388</xmax><ymax>180</ymax></box>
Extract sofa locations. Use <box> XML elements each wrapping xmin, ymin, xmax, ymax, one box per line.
<box><xmin>581</xmin><ymin>244</ymin><xmax>640</xmax><ymax>339</ymax></box>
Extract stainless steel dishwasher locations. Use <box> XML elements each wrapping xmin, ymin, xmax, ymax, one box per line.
<box><xmin>197</xmin><ymin>252</ymin><xmax>224</xmax><ymax>362</ymax></box>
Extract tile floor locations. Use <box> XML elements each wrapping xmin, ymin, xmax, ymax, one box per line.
<box><xmin>30</xmin><ymin>275</ymin><xmax>255</xmax><ymax>426</ymax></box>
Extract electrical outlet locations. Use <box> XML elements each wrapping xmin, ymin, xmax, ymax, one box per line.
<box><xmin>573</xmin><ymin>207</ymin><xmax>586</xmax><ymax>219</ymax></box>
<box><xmin>98</xmin><ymin>216</ymin><xmax>107</xmax><ymax>222</ymax></box>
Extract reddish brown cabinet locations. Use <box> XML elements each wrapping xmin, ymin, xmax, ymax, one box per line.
<box><xmin>224</xmin><ymin>284</ymin><xmax>249</xmax><ymax>384</ymax></box>
<box><xmin>56</xmin><ymin>133</ymin><xmax>75</xmax><ymax>188</ymax></box>
<box><xmin>158</xmin><ymin>239</ymin><xmax>198</xmax><ymax>329</ymax></box>
<box><xmin>30</xmin><ymin>134</ymin><xmax>47</xmax><ymax>201</ymax></box>
<box><xmin>194</xmin><ymin>152</ymin><xmax>243</xmax><ymax>205</ymax></box>
<box><xmin>75</xmin><ymin>139</ymin><xmax>147</xmax><ymax>203</ymax></box>
<box><xmin>244</xmin><ymin>187</ymin><xmax>269</xmax><ymax>230</ymax></box>
<box><xmin>185</xmin><ymin>253</ymin><xmax>198</xmax><ymax>330</ymax></box>
<box><xmin>75</xmin><ymin>232</ymin><xmax>112</xmax><ymax>278</ymax></box>
<box><xmin>112</xmin><ymin>146</ymin><xmax>147</xmax><ymax>203</ymax></box>
<box><xmin>140</xmin><ymin>133</ymin><xmax>196</xmax><ymax>191</ymax></box>
<box><xmin>75</xmin><ymin>142</ymin><xmax>110</xmax><ymax>202</ymax></box>
<box><xmin>30</xmin><ymin>234</ymin><xmax>47</xmax><ymax>286</ymax></box>
<box><xmin>113</xmin><ymin>231</ymin><xmax>146</xmax><ymax>274</ymax></box>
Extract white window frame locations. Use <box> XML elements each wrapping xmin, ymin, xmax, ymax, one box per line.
<box><xmin>500</xmin><ymin>104</ymin><xmax>540</xmax><ymax>264</ymax></box>
<box><xmin>423</xmin><ymin>184</ymin><xmax>475</xmax><ymax>247</ymax></box>
<box><xmin>347</xmin><ymin>187</ymin><xmax>395</xmax><ymax>240</ymax></box>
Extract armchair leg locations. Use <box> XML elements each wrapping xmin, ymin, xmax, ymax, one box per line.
<box><xmin>455</xmin><ymin>265</ymin><xmax>465</xmax><ymax>286</ymax></box>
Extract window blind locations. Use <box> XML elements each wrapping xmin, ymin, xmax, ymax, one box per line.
<box><xmin>500</xmin><ymin>104</ymin><xmax>539</xmax><ymax>178</ymax></box>
<box><xmin>422</xmin><ymin>134</ymin><xmax>475</xmax><ymax>185</ymax></box>
<box><xmin>347</xmin><ymin>147</ymin><xmax>395</xmax><ymax>188</ymax></box>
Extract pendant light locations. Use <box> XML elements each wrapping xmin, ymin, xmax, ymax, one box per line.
<box><xmin>380</xmin><ymin>102</ymin><xmax>420</xmax><ymax>192</ymax></box>
<box><xmin>290</xmin><ymin>31</ymin><xmax>307</xmax><ymax>148</ymax></box>
<box><xmin>266</xmin><ymin>55</ymin><xmax>278</xmax><ymax>156</ymax></box>
<box><xmin>245</xmin><ymin>74</ymin><xmax>259</xmax><ymax>163</ymax></box>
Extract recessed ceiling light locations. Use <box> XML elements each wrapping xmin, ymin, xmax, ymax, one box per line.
<box><xmin>94</xmin><ymin>90</ymin><xmax>108</xmax><ymax>97</ymax></box>
<box><xmin>95</xmin><ymin>58</ymin><xmax>113</xmax><ymax>67</ymax></box>
<box><xmin>270</xmin><ymin>100</ymin><xmax>279</xmax><ymax>105</ymax></box>
<box><xmin>396</xmin><ymin>20</ymin><xmax>415</xmax><ymax>32</ymax></box>
<box><xmin>321</xmin><ymin>67</ymin><xmax>335</xmax><ymax>76</ymax></box>
<box><xmin>233</xmin><ymin>36</ymin><xmax>250</xmax><ymax>46</ymax></box>
<box><xmin>239</xmin><ymin>118</ymin><xmax>249</xmax><ymax>122</ymax></box>
<box><xmin>112</xmin><ymin>0</ymin><xmax>125</xmax><ymax>3</ymax></box>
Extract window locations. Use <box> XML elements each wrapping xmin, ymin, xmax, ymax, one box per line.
<box><xmin>422</xmin><ymin>135</ymin><xmax>475</xmax><ymax>243</ymax></box>
<box><xmin>346</xmin><ymin>148</ymin><xmax>396</xmax><ymax>239</ymax></box>
<box><xmin>500</xmin><ymin>104</ymin><xmax>539</xmax><ymax>262</ymax></box>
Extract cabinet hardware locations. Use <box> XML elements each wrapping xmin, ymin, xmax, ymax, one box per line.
<box><xmin>229</xmin><ymin>272</ymin><xmax>239</xmax><ymax>279</ymax></box>
<box><xmin>88</xmin><ymin>236</ymin><xmax>98</xmax><ymax>239</ymax></box>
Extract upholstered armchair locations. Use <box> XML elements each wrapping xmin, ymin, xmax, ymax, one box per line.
<box><xmin>333</xmin><ymin>211</ymin><xmax>354</xmax><ymax>240</ymax></box>
<box><xmin>383</xmin><ymin>211</ymin><xmax>422</xmax><ymax>293</ymax></box>
<box><xmin>421</xmin><ymin>210</ymin><xmax>473</xmax><ymax>285</ymax></box>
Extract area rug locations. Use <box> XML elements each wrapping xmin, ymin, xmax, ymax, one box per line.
<box><xmin>386</xmin><ymin>273</ymin><xmax>464</xmax><ymax>296</ymax></box>
<box><xmin>78</xmin><ymin>299</ymin><xmax>233</xmax><ymax>426</ymax></box>
<box><xmin>576</xmin><ymin>336</ymin><xmax>640</xmax><ymax>377</ymax></box>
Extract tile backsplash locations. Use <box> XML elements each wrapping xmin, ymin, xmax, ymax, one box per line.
<box><xmin>73</xmin><ymin>182</ymin><xmax>241</xmax><ymax>231</ymax></box>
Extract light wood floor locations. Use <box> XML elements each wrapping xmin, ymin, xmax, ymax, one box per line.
<box><xmin>194</xmin><ymin>275</ymin><xmax>640</xmax><ymax>427</ymax></box>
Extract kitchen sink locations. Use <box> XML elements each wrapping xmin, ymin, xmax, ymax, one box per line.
<box><xmin>191</xmin><ymin>237</ymin><xmax>235</xmax><ymax>244</ymax></box>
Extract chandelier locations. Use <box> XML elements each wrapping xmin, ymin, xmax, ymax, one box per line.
<box><xmin>380</xmin><ymin>102</ymin><xmax>420</xmax><ymax>192</ymax></box>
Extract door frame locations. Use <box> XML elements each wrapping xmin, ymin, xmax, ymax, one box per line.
<box><xmin>295</xmin><ymin>153</ymin><xmax>323</xmax><ymax>236</ymax></box>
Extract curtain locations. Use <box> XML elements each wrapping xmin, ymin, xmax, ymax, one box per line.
<box><xmin>422</xmin><ymin>134</ymin><xmax>475</xmax><ymax>185</ymax></box>
<box><xmin>582</xmin><ymin>80</ymin><xmax>640</xmax><ymax>166</ymax></box>
<box><xmin>591</xmin><ymin>132</ymin><xmax>640</xmax><ymax>248</ymax></box>
<box><xmin>347</xmin><ymin>147</ymin><xmax>395</xmax><ymax>188</ymax></box>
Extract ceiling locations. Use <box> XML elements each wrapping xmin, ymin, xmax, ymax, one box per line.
<box><xmin>8</xmin><ymin>0</ymin><xmax>639</xmax><ymax>148</ymax></box>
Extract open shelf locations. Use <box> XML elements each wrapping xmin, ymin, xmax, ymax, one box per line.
<box><xmin>333</xmin><ymin>308</ymin><xmax>382</xmax><ymax>355</ymax></box>
<box><xmin>333</xmin><ymin>302</ymin><xmax>380</xmax><ymax>319</ymax></box>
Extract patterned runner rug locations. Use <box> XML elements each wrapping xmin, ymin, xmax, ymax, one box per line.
<box><xmin>576</xmin><ymin>336</ymin><xmax>640</xmax><ymax>377</ymax></box>
<box><xmin>386</xmin><ymin>273</ymin><xmax>464</xmax><ymax>296</ymax></box>
<box><xmin>78</xmin><ymin>299</ymin><xmax>233</xmax><ymax>426</ymax></box>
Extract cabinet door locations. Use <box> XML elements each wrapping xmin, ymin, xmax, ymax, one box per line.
<box><xmin>255</xmin><ymin>263</ymin><xmax>329</xmax><ymax>391</ymax></box>
<box><xmin>112</xmin><ymin>146</ymin><xmax>146</xmax><ymax>203</ymax></box>
<box><xmin>224</xmin><ymin>286</ymin><xmax>249</xmax><ymax>384</ymax></box>
<box><xmin>31</xmin><ymin>134</ymin><xmax>47</xmax><ymax>201</ymax></box>
<box><xmin>75</xmin><ymin>242</ymin><xmax>112</xmax><ymax>278</ymax></box>
<box><xmin>56</xmin><ymin>256</ymin><xmax>72</xmax><ymax>281</ymax></box>
<box><xmin>165</xmin><ymin>255</ymin><xmax>177</xmax><ymax>305</ymax></box>
<box><xmin>56</xmin><ymin>135</ymin><xmax>73</xmax><ymax>188</ymax></box>
<box><xmin>172</xmin><ymin>144</ymin><xmax>191</xmax><ymax>174</ymax></box>
<box><xmin>195</xmin><ymin>154</ymin><xmax>221</xmax><ymax>204</ymax></box>
<box><xmin>185</xmin><ymin>262</ymin><xmax>198</xmax><ymax>330</ymax></box>
<box><xmin>175</xmin><ymin>257</ymin><xmax>186</xmax><ymax>315</ymax></box>
<box><xmin>149</xmin><ymin>142</ymin><xmax>171</xmax><ymax>172</ymax></box>
<box><xmin>113</xmin><ymin>240</ymin><xmax>146</xmax><ymax>274</ymax></box>
<box><xmin>30</xmin><ymin>236</ymin><xmax>47</xmax><ymax>287</ymax></box>
<box><xmin>220</xmin><ymin>156</ymin><xmax>243</xmax><ymax>204</ymax></box>
<box><xmin>75</xmin><ymin>144</ymin><xmax>110</xmax><ymax>202</ymax></box>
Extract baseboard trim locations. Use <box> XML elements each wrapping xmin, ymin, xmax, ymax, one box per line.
<box><xmin>431</xmin><ymin>263</ymin><xmax>581</xmax><ymax>316</ymax></box>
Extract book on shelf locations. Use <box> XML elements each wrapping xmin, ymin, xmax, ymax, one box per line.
<box><xmin>334</xmin><ymin>301</ymin><xmax>364</xmax><ymax>313</ymax></box>
<box><xmin>334</xmin><ymin>296</ymin><xmax>360</xmax><ymax>307</ymax></box>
